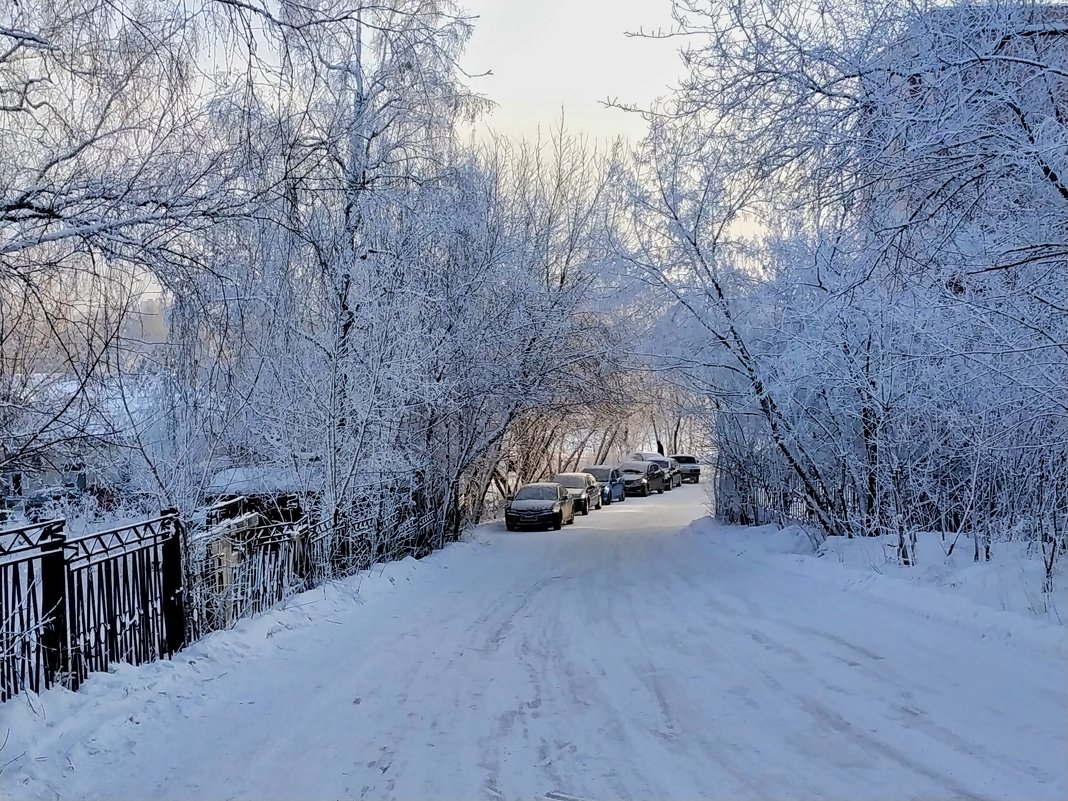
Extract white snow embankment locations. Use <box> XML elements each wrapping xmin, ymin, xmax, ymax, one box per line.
<box><xmin>686</xmin><ymin>518</ymin><xmax>1066</xmax><ymax>655</ymax></box>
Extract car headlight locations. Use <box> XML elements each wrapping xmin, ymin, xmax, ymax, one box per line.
<box><xmin>552</xmin><ymin>503</ymin><xmax>561</xmax><ymax>512</ymax></box>
<box><xmin>641</xmin><ymin>478</ymin><xmax>647</xmax><ymax>484</ymax></box>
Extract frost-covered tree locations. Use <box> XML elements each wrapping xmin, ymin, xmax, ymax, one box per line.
<box><xmin>92</xmin><ymin>3</ymin><xmax>631</xmax><ymax>567</ymax></box>
<box><xmin>618</xmin><ymin>0</ymin><xmax>1067</xmax><ymax>578</ymax></box>
<box><xmin>0</xmin><ymin>0</ymin><xmax>251</xmax><ymax>495</ymax></box>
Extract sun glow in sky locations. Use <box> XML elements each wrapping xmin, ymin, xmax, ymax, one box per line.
<box><xmin>460</xmin><ymin>0</ymin><xmax>684</xmax><ymax>143</ymax></box>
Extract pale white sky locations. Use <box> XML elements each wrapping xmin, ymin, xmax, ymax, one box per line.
<box><xmin>460</xmin><ymin>0</ymin><xmax>684</xmax><ymax>143</ymax></box>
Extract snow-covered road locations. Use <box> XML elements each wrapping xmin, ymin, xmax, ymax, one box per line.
<box><xmin>3</xmin><ymin>486</ymin><xmax>1066</xmax><ymax>801</ymax></box>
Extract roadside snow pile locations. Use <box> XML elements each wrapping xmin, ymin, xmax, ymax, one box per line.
<box><xmin>752</xmin><ymin>523</ymin><xmax>818</xmax><ymax>555</ymax></box>
<box><xmin>0</xmin><ymin>534</ymin><xmax>487</xmax><ymax>794</ymax></box>
<box><xmin>817</xmin><ymin>533</ymin><xmax>1065</xmax><ymax>620</ymax></box>
<box><xmin>685</xmin><ymin>516</ymin><xmax>1066</xmax><ymax>650</ymax></box>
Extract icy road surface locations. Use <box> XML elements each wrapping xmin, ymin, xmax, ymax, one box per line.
<box><xmin>3</xmin><ymin>485</ymin><xmax>1066</xmax><ymax>801</ymax></box>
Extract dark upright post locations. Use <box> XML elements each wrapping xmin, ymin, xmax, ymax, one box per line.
<box><xmin>39</xmin><ymin>521</ymin><xmax>69</xmax><ymax>690</ymax></box>
<box><xmin>160</xmin><ymin>509</ymin><xmax>187</xmax><ymax>656</ymax></box>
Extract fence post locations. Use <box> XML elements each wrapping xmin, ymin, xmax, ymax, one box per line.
<box><xmin>160</xmin><ymin>509</ymin><xmax>187</xmax><ymax>655</ymax></box>
<box><xmin>39</xmin><ymin>521</ymin><xmax>69</xmax><ymax>690</ymax></box>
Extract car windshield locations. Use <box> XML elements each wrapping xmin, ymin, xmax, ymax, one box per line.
<box><xmin>514</xmin><ymin>485</ymin><xmax>557</xmax><ymax>501</ymax></box>
<box><xmin>672</xmin><ymin>455</ymin><xmax>696</xmax><ymax>464</ymax></box>
<box><xmin>555</xmin><ymin>475</ymin><xmax>586</xmax><ymax>489</ymax></box>
<box><xmin>620</xmin><ymin>462</ymin><xmax>647</xmax><ymax>474</ymax></box>
<box><xmin>583</xmin><ymin>467</ymin><xmax>611</xmax><ymax>481</ymax></box>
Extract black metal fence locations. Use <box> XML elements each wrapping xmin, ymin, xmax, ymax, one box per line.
<box><xmin>65</xmin><ymin>513</ymin><xmax>186</xmax><ymax>688</ymax></box>
<box><xmin>0</xmin><ymin>512</ymin><xmax>184</xmax><ymax>702</ymax></box>
<box><xmin>0</xmin><ymin>520</ymin><xmax>64</xmax><ymax>702</ymax></box>
<box><xmin>1</xmin><ymin>498</ymin><xmax>450</xmax><ymax>702</ymax></box>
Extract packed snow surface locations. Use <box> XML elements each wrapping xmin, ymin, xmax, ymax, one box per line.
<box><xmin>2</xmin><ymin>486</ymin><xmax>1065</xmax><ymax>801</ymax></box>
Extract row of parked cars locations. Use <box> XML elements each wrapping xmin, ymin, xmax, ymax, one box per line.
<box><xmin>504</xmin><ymin>452</ymin><xmax>702</xmax><ymax>531</ymax></box>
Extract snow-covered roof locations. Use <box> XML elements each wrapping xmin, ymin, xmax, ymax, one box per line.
<box><xmin>206</xmin><ymin>466</ymin><xmax>308</xmax><ymax>496</ymax></box>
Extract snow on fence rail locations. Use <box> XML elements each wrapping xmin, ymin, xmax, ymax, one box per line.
<box><xmin>0</xmin><ymin>502</ymin><xmax>447</xmax><ymax>701</ymax></box>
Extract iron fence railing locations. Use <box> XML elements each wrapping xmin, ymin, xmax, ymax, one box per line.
<box><xmin>0</xmin><ymin>512</ymin><xmax>183</xmax><ymax>701</ymax></box>
<box><xmin>64</xmin><ymin>512</ymin><xmax>185</xmax><ymax>688</ymax></box>
<box><xmin>0</xmin><ymin>519</ymin><xmax>64</xmax><ymax>702</ymax></box>
<box><xmin>0</xmin><ymin>495</ymin><xmax>451</xmax><ymax>702</ymax></box>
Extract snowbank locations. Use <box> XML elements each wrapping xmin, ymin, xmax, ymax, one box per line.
<box><xmin>684</xmin><ymin>517</ymin><xmax>1067</xmax><ymax>653</ymax></box>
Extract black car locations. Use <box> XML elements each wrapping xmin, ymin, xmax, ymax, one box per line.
<box><xmin>619</xmin><ymin>461</ymin><xmax>666</xmax><ymax>496</ymax></box>
<box><xmin>646</xmin><ymin>456</ymin><xmax>682</xmax><ymax>489</ymax></box>
<box><xmin>669</xmin><ymin>454</ymin><xmax>701</xmax><ymax>483</ymax></box>
<box><xmin>553</xmin><ymin>472</ymin><xmax>602</xmax><ymax>515</ymax></box>
<box><xmin>505</xmin><ymin>482</ymin><xmax>576</xmax><ymax>531</ymax></box>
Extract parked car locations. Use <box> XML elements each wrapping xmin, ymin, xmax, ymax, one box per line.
<box><xmin>619</xmin><ymin>461</ymin><xmax>666</xmax><ymax>496</ymax></box>
<box><xmin>553</xmin><ymin>472</ymin><xmax>602</xmax><ymax>515</ymax></box>
<box><xmin>21</xmin><ymin>485</ymin><xmax>84</xmax><ymax>523</ymax></box>
<box><xmin>581</xmin><ymin>465</ymin><xmax>626</xmax><ymax>505</ymax></box>
<box><xmin>644</xmin><ymin>456</ymin><xmax>682</xmax><ymax>489</ymax></box>
<box><xmin>504</xmin><ymin>482</ymin><xmax>576</xmax><ymax>531</ymax></box>
<box><xmin>630</xmin><ymin>451</ymin><xmax>663</xmax><ymax>462</ymax></box>
<box><xmin>669</xmin><ymin>454</ymin><xmax>702</xmax><ymax>483</ymax></box>
<box><xmin>669</xmin><ymin>457</ymin><xmax>682</xmax><ymax>487</ymax></box>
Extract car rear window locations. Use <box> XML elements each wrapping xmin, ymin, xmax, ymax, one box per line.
<box><xmin>514</xmin><ymin>486</ymin><xmax>557</xmax><ymax>500</ymax></box>
<box><xmin>672</xmin><ymin>455</ymin><xmax>696</xmax><ymax>464</ymax></box>
<box><xmin>554</xmin><ymin>475</ymin><xmax>586</xmax><ymax>488</ymax></box>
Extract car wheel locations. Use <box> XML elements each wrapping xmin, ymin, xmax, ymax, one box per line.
<box><xmin>580</xmin><ymin>500</ymin><xmax>588</xmax><ymax>515</ymax></box>
<box><xmin>657</xmin><ymin>484</ymin><xmax>664</xmax><ymax>494</ymax></box>
<box><xmin>552</xmin><ymin>515</ymin><xmax>562</xmax><ymax>530</ymax></box>
<box><xmin>603</xmin><ymin>494</ymin><xmax>611</xmax><ymax>506</ymax></box>
<box><xmin>506</xmin><ymin>522</ymin><xmax>516</xmax><ymax>532</ymax></box>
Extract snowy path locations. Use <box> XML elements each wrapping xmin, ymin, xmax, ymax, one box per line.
<box><xmin>3</xmin><ymin>485</ymin><xmax>1065</xmax><ymax>801</ymax></box>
